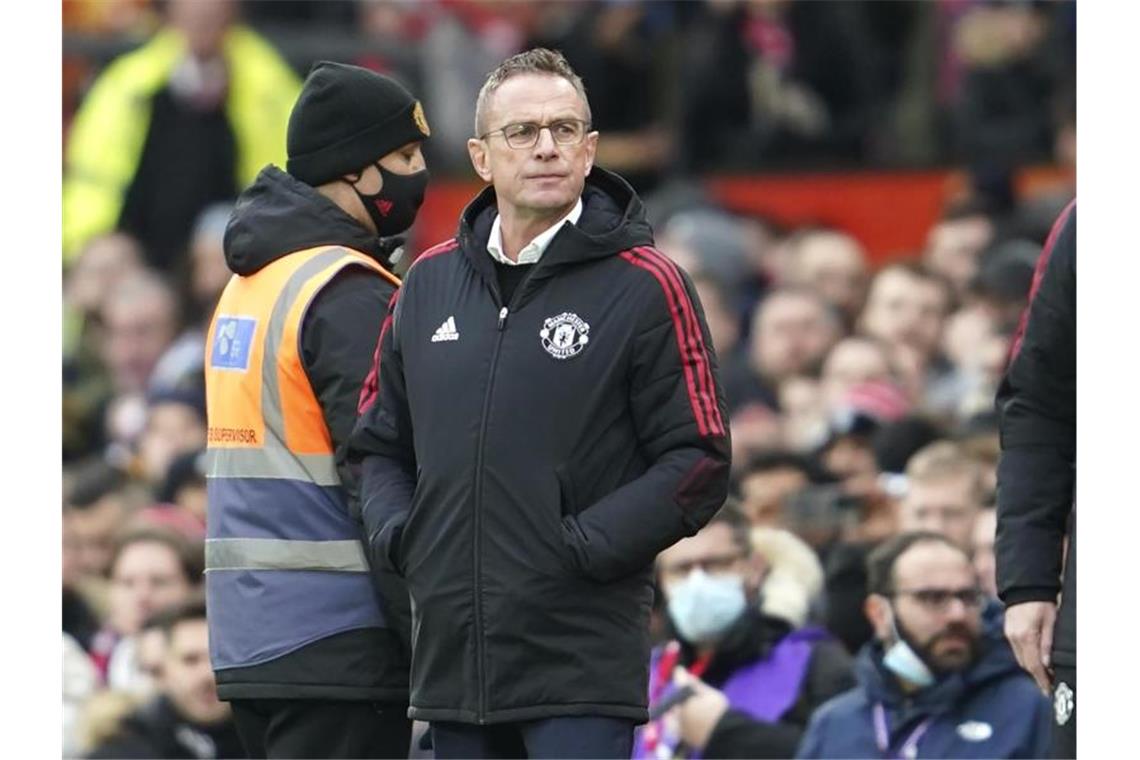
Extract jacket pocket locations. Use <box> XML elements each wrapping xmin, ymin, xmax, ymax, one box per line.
<box><xmin>555</xmin><ymin>463</ymin><xmax>579</xmax><ymax>517</ymax></box>
<box><xmin>554</xmin><ymin>464</ymin><xmax>586</xmax><ymax>575</ymax></box>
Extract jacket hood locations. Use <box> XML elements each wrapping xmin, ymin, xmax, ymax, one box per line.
<box><xmin>455</xmin><ymin>166</ymin><xmax>654</xmax><ymax>267</ymax></box>
<box><xmin>753</xmin><ymin>527</ymin><xmax>825</xmax><ymax>628</ymax></box>
<box><xmin>223</xmin><ymin>165</ymin><xmax>388</xmax><ymax>276</ymax></box>
<box><xmin>854</xmin><ymin>598</ymin><xmax>1023</xmax><ymax>713</ymax></box>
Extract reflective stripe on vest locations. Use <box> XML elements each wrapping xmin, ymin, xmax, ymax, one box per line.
<box><xmin>207</xmin><ymin>538</ymin><xmax>368</xmax><ymax>572</ymax></box>
<box><xmin>205</xmin><ymin>245</ymin><xmax>399</xmax><ymax>670</ymax></box>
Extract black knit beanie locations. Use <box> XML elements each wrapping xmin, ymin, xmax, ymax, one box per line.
<box><xmin>286</xmin><ymin>61</ymin><xmax>430</xmax><ymax>187</ymax></box>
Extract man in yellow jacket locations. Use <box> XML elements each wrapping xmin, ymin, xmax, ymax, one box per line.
<box><xmin>63</xmin><ymin>0</ymin><xmax>299</xmax><ymax>268</ymax></box>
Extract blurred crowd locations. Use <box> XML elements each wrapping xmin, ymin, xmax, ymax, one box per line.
<box><xmin>61</xmin><ymin>0</ymin><xmax>1075</xmax><ymax>757</ymax></box>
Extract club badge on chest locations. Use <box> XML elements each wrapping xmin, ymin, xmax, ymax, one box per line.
<box><xmin>540</xmin><ymin>312</ymin><xmax>590</xmax><ymax>360</ymax></box>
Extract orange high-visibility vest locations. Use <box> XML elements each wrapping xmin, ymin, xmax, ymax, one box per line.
<box><xmin>203</xmin><ymin>245</ymin><xmax>400</xmax><ymax>671</ymax></box>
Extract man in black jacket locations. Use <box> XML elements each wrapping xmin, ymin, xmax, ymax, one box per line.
<box><xmin>207</xmin><ymin>61</ymin><xmax>429</xmax><ymax>758</ymax></box>
<box><xmin>89</xmin><ymin>596</ymin><xmax>244</xmax><ymax>760</ymax></box>
<box><xmin>350</xmin><ymin>48</ymin><xmax>731</xmax><ymax>758</ymax></box>
<box><xmin>995</xmin><ymin>200</ymin><xmax>1076</xmax><ymax>758</ymax></box>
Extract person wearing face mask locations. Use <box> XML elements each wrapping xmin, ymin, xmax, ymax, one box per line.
<box><xmin>796</xmin><ymin>532</ymin><xmax>1051</xmax><ymax>759</ymax></box>
<box><xmin>204</xmin><ymin>60</ymin><xmax>430</xmax><ymax>758</ymax></box>
<box><xmin>636</xmin><ymin>502</ymin><xmax>854</xmax><ymax>759</ymax></box>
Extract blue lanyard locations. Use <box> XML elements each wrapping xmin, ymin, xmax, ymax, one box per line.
<box><xmin>873</xmin><ymin>703</ymin><xmax>932</xmax><ymax>760</ymax></box>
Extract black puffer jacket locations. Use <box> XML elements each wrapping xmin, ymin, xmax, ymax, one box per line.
<box><xmin>349</xmin><ymin>167</ymin><xmax>731</xmax><ymax>723</ymax></box>
<box><xmin>213</xmin><ymin>165</ymin><xmax>411</xmax><ymax>701</ymax></box>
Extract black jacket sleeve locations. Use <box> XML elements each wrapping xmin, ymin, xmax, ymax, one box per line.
<box><xmin>301</xmin><ymin>268</ymin><xmax>413</xmax><ymax>643</ymax></box>
<box><xmin>560</xmin><ymin>265</ymin><xmax>732</xmax><ymax>583</ymax></box>
<box><xmin>347</xmin><ymin>288</ymin><xmax>416</xmax><ymax>575</ymax></box>
<box><xmin>702</xmin><ymin>638</ymin><xmax>855</xmax><ymax>759</ymax></box>
<box><xmin>995</xmin><ymin>202</ymin><xmax>1076</xmax><ymax>607</ymax></box>
<box><xmin>300</xmin><ymin>268</ymin><xmax>391</xmax><ymax>514</ymax></box>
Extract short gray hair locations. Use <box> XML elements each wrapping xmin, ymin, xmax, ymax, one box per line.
<box><xmin>474</xmin><ymin>48</ymin><xmax>591</xmax><ymax>136</ymax></box>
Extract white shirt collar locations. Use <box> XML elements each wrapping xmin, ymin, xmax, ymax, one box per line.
<box><xmin>487</xmin><ymin>198</ymin><xmax>583</xmax><ymax>266</ymax></box>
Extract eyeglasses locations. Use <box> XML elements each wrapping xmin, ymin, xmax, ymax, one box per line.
<box><xmin>479</xmin><ymin>119</ymin><xmax>591</xmax><ymax>149</ymax></box>
<box><xmin>892</xmin><ymin>587</ymin><xmax>985</xmax><ymax>612</ymax></box>
<box><xmin>660</xmin><ymin>553</ymin><xmax>745</xmax><ymax>582</ymax></box>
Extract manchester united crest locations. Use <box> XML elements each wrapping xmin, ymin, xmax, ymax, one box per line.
<box><xmin>540</xmin><ymin>312</ymin><xmax>590</xmax><ymax>360</ymax></box>
<box><xmin>413</xmin><ymin>101</ymin><xmax>431</xmax><ymax>137</ymax></box>
<box><xmin>1054</xmin><ymin>682</ymin><xmax>1074</xmax><ymax>726</ymax></box>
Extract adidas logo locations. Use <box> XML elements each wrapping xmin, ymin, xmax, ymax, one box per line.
<box><xmin>431</xmin><ymin>316</ymin><xmax>460</xmax><ymax>343</ymax></box>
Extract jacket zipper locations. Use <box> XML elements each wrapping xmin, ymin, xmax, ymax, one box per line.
<box><xmin>472</xmin><ymin>304</ymin><xmax>510</xmax><ymax>722</ymax></box>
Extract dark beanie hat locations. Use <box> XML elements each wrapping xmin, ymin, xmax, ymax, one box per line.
<box><xmin>286</xmin><ymin>61</ymin><xmax>430</xmax><ymax>187</ymax></box>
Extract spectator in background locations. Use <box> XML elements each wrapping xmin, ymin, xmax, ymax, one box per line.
<box><xmin>937</xmin><ymin>305</ymin><xmax>1009</xmax><ymax>423</ymax></box>
<box><xmin>187</xmin><ymin>204</ymin><xmax>234</xmax><ymax>319</ymax></box>
<box><xmin>950</xmin><ymin>2</ymin><xmax>1058</xmax><ymax>166</ymax></box>
<box><xmin>157</xmin><ymin>449</ymin><xmax>208</xmax><ymax>530</ymax></box>
<box><xmin>63</xmin><ymin>0</ymin><xmax>300</xmax><ymax>266</ymax></box>
<box><xmin>149</xmin><ymin>203</ymin><xmax>237</xmax><ymax>394</ymax></box>
<box><xmin>971</xmin><ymin>507</ymin><xmax>998</xmax><ymax>600</ymax></box>
<box><xmin>871</xmin><ymin>416</ymin><xmax>944</xmax><ymax>479</ymax></box>
<box><xmin>727</xmin><ymin>288</ymin><xmax>842</xmax><ymax>414</ymax></box>
<box><xmin>796</xmin><ymin>532</ymin><xmax>1051</xmax><ymax>759</ymax></box>
<box><xmin>736</xmin><ymin>452</ymin><xmax>827</xmax><ymax>529</ymax></box>
<box><xmin>91</xmin><ymin>526</ymin><xmax>203</xmax><ymax>691</ymax></box>
<box><xmin>65</xmin><ymin>462</ymin><xmax>134</xmax><ymax>584</ymax></box>
<box><xmin>65</xmin><ymin>507</ymin><xmax>103</xmax><ymax>656</ymax></box>
<box><xmin>859</xmin><ymin>262</ymin><xmax>953</xmax><ymax>370</ymax></box>
<box><xmin>93</xmin><ymin>272</ymin><xmax>183</xmax><ymax>469</ymax></box>
<box><xmin>419</xmin><ymin>0</ymin><xmax>531</xmax><ymax>173</ymax></box>
<box><xmin>778</xmin><ymin>376</ymin><xmax>830</xmax><ymax>453</ymax></box>
<box><xmin>858</xmin><ymin>262</ymin><xmax>956</xmax><ymax>413</ymax></box>
<box><xmin>820</xmin><ymin>337</ymin><xmax>898</xmax><ymax>416</ymax></box>
<box><xmin>64</xmin><ymin>235</ymin><xmax>149</xmax><ymax>462</ymax></box>
<box><xmin>100</xmin><ymin>273</ymin><xmax>182</xmax><ymax>397</ymax></box>
<box><xmin>657</xmin><ymin>208</ymin><xmax>755</xmax><ymax>301</ymax></box>
<box><xmin>528</xmin><ymin>1</ymin><xmax>673</xmax><ymax>193</ymax></box>
<box><xmin>724</xmin><ymin>289</ymin><xmax>840</xmax><ymax>469</ymax></box>
<box><xmin>136</xmin><ymin>389</ymin><xmax>207</xmax><ymax>489</ymax></box>
<box><xmin>87</xmin><ymin>595</ymin><xmax>244</xmax><ymax>760</ymax></box>
<box><xmin>679</xmin><ymin>0</ymin><xmax>881</xmax><ymax>171</ymax></box>
<box><xmin>692</xmin><ymin>272</ymin><xmax>743</xmax><ymax>360</ymax></box>
<box><xmin>638</xmin><ymin>503</ymin><xmax>853</xmax><ymax>759</ymax></box>
<box><xmin>784</xmin><ymin>228</ymin><xmax>869</xmax><ymax>327</ymax></box>
<box><xmin>898</xmin><ymin>441</ymin><xmax>982</xmax><ymax>549</ymax></box>
<box><xmin>922</xmin><ymin>201</ymin><xmax>996</xmax><ymax>300</ymax></box>
<box><xmin>64</xmin><ymin>232</ymin><xmax>146</xmax><ymax>362</ymax></box>
<box><xmin>970</xmin><ymin>237</ymin><xmax>1041</xmax><ymax>328</ymax></box>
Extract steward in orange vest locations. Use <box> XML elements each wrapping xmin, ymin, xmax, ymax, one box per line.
<box><xmin>204</xmin><ymin>61</ymin><xmax>429</xmax><ymax>759</ymax></box>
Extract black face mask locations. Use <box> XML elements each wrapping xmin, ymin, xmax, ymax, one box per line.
<box><xmin>349</xmin><ymin>164</ymin><xmax>429</xmax><ymax>238</ymax></box>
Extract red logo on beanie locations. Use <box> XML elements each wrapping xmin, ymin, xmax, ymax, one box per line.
<box><xmin>373</xmin><ymin>198</ymin><xmax>394</xmax><ymax>217</ymax></box>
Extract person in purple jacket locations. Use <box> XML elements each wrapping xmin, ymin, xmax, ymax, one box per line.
<box><xmin>637</xmin><ymin>501</ymin><xmax>854</xmax><ymax>759</ymax></box>
<box><xmin>796</xmin><ymin>532</ymin><xmax>1051</xmax><ymax>759</ymax></box>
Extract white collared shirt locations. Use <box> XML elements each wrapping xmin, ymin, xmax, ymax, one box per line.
<box><xmin>486</xmin><ymin>198</ymin><xmax>583</xmax><ymax>266</ymax></box>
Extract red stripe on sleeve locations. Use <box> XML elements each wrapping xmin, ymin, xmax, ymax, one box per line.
<box><xmin>1007</xmin><ymin>199</ymin><xmax>1075</xmax><ymax>366</ymax></box>
<box><xmin>634</xmin><ymin>246</ymin><xmax>726</xmax><ymax>436</ymax></box>
<box><xmin>410</xmin><ymin>238</ymin><xmax>459</xmax><ymax>269</ymax></box>
<box><xmin>619</xmin><ymin>250</ymin><xmax>712</xmax><ymax>437</ymax></box>
<box><xmin>357</xmin><ymin>290</ymin><xmax>400</xmax><ymax>415</ymax></box>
